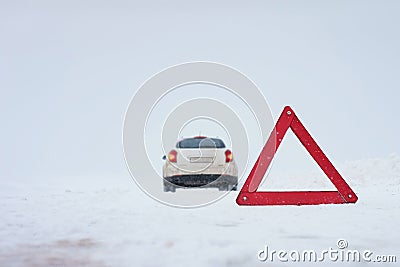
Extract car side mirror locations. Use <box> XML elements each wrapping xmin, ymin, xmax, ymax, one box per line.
<box><xmin>162</xmin><ymin>155</ymin><xmax>166</xmax><ymax>160</ymax></box>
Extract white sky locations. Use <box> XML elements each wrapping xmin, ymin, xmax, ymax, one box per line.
<box><xmin>1</xmin><ymin>1</ymin><xmax>399</xmax><ymax>184</ymax></box>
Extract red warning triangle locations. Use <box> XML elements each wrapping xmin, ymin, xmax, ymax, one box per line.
<box><xmin>236</xmin><ymin>106</ymin><xmax>358</xmax><ymax>206</ymax></box>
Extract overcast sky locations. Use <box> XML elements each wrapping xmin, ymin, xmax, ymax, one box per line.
<box><xmin>1</xmin><ymin>1</ymin><xmax>399</xmax><ymax>186</ymax></box>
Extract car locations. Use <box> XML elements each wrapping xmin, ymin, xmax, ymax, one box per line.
<box><xmin>162</xmin><ymin>136</ymin><xmax>238</xmax><ymax>192</ymax></box>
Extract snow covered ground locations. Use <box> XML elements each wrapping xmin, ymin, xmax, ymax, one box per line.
<box><xmin>1</xmin><ymin>155</ymin><xmax>399</xmax><ymax>267</ymax></box>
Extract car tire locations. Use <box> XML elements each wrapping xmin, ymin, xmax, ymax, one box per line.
<box><xmin>218</xmin><ymin>185</ymin><xmax>231</xmax><ymax>191</ymax></box>
<box><xmin>163</xmin><ymin>184</ymin><xmax>176</xmax><ymax>192</ymax></box>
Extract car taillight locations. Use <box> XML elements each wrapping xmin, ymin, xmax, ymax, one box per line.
<box><xmin>225</xmin><ymin>149</ymin><xmax>233</xmax><ymax>162</ymax></box>
<box><xmin>168</xmin><ymin>150</ymin><xmax>177</xmax><ymax>163</ymax></box>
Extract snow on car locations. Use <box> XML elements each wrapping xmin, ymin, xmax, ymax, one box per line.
<box><xmin>162</xmin><ymin>136</ymin><xmax>238</xmax><ymax>192</ymax></box>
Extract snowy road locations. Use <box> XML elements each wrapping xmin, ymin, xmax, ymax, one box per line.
<box><xmin>1</xmin><ymin>155</ymin><xmax>399</xmax><ymax>267</ymax></box>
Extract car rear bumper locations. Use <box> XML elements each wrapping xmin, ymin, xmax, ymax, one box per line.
<box><xmin>164</xmin><ymin>174</ymin><xmax>238</xmax><ymax>188</ymax></box>
<box><xmin>163</xmin><ymin>161</ymin><xmax>238</xmax><ymax>178</ymax></box>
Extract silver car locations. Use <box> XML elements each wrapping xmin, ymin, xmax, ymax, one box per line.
<box><xmin>162</xmin><ymin>136</ymin><xmax>238</xmax><ymax>192</ymax></box>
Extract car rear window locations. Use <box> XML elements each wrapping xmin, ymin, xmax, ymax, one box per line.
<box><xmin>176</xmin><ymin>138</ymin><xmax>226</xmax><ymax>149</ymax></box>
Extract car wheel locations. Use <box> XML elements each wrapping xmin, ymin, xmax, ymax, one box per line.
<box><xmin>164</xmin><ymin>184</ymin><xmax>176</xmax><ymax>192</ymax></box>
<box><xmin>219</xmin><ymin>185</ymin><xmax>230</xmax><ymax>191</ymax></box>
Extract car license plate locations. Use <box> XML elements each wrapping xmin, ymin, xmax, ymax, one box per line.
<box><xmin>190</xmin><ymin>157</ymin><xmax>214</xmax><ymax>163</ymax></box>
